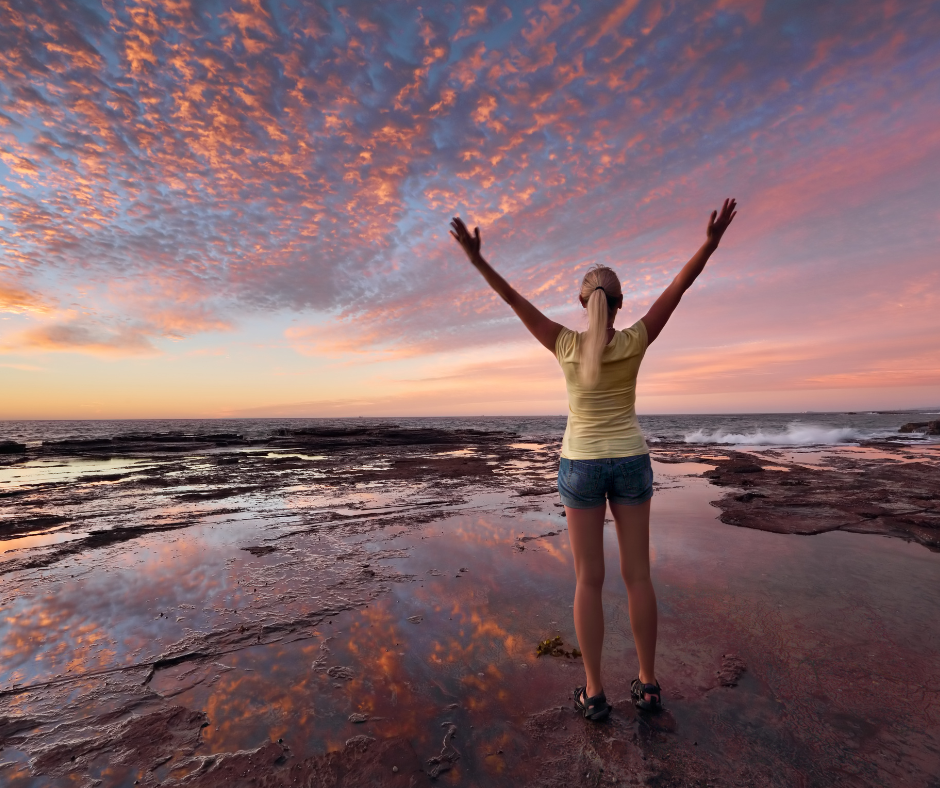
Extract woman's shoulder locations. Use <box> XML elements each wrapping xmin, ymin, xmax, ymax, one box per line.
<box><xmin>555</xmin><ymin>326</ymin><xmax>578</xmax><ymax>357</ymax></box>
<box><xmin>616</xmin><ymin>320</ymin><xmax>648</xmax><ymax>354</ymax></box>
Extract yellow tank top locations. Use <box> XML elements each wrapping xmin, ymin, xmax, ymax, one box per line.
<box><xmin>555</xmin><ymin>319</ymin><xmax>649</xmax><ymax>460</ymax></box>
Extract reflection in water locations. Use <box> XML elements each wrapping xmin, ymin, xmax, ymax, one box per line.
<box><xmin>1</xmin><ymin>455</ymin><xmax>939</xmax><ymax>785</ymax></box>
<box><xmin>0</xmin><ymin>457</ymin><xmax>154</xmax><ymax>488</ymax></box>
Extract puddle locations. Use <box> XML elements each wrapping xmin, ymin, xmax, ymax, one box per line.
<box><xmin>0</xmin><ymin>457</ymin><xmax>153</xmax><ymax>488</ymax></box>
<box><xmin>0</xmin><ymin>528</ymin><xmax>83</xmax><ymax>554</ymax></box>
<box><xmin>265</xmin><ymin>453</ymin><xmax>329</xmax><ymax>461</ymax></box>
<box><xmin>771</xmin><ymin>445</ymin><xmax>940</xmax><ymax>470</ymax></box>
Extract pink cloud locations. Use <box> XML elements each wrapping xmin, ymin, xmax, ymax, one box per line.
<box><xmin>0</xmin><ymin>0</ymin><xmax>936</xmax><ymax>411</ymax></box>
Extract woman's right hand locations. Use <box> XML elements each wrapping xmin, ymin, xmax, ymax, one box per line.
<box><xmin>705</xmin><ymin>198</ymin><xmax>737</xmax><ymax>248</ymax></box>
<box><xmin>450</xmin><ymin>216</ymin><xmax>482</xmax><ymax>261</ymax></box>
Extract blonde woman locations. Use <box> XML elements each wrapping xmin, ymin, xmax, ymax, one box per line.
<box><xmin>450</xmin><ymin>199</ymin><xmax>737</xmax><ymax>720</ymax></box>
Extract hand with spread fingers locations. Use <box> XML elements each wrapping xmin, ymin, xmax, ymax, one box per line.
<box><xmin>450</xmin><ymin>216</ymin><xmax>482</xmax><ymax>260</ymax></box>
<box><xmin>706</xmin><ymin>197</ymin><xmax>737</xmax><ymax>249</ymax></box>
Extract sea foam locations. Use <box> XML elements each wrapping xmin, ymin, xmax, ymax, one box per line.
<box><xmin>682</xmin><ymin>423</ymin><xmax>865</xmax><ymax>446</ymax></box>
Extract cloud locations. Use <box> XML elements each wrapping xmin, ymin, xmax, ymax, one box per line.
<box><xmin>8</xmin><ymin>320</ymin><xmax>159</xmax><ymax>357</ymax></box>
<box><xmin>0</xmin><ymin>0</ymin><xmax>936</xmax><ymax>413</ymax></box>
<box><xmin>0</xmin><ymin>282</ymin><xmax>53</xmax><ymax>315</ymax></box>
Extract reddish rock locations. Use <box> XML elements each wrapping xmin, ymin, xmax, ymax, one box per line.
<box><xmin>716</xmin><ymin>654</ymin><xmax>747</xmax><ymax>687</ymax></box>
<box><xmin>170</xmin><ymin>734</ymin><xmax>430</xmax><ymax>787</ymax></box>
<box><xmin>664</xmin><ymin>445</ymin><xmax>940</xmax><ymax>551</ymax></box>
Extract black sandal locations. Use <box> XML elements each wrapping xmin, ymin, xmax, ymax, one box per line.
<box><xmin>631</xmin><ymin>678</ymin><xmax>662</xmax><ymax>712</ymax></box>
<box><xmin>574</xmin><ymin>686</ymin><xmax>611</xmax><ymax>721</ymax></box>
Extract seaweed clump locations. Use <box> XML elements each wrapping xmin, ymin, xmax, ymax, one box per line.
<box><xmin>536</xmin><ymin>636</ymin><xmax>581</xmax><ymax>658</ymax></box>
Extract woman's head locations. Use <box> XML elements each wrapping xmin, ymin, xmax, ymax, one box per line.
<box><xmin>578</xmin><ymin>265</ymin><xmax>622</xmax><ymax>387</ymax></box>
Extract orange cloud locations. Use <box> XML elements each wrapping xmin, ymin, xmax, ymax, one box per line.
<box><xmin>8</xmin><ymin>321</ymin><xmax>160</xmax><ymax>357</ymax></box>
<box><xmin>0</xmin><ymin>0</ymin><xmax>936</xmax><ymax>413</ymax></box>
<box><xmin>0</xmin><ymin>283</ymin><xmax>53</xmax><ymax>315</ymax></box>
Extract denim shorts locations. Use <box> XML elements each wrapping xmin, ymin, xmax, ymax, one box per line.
<box><xmin>557</xmin><ymin>454</ymin><xmax>654</xmax><ymax>509</ymax></box>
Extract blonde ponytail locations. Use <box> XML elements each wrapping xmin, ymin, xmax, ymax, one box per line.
<box><xmin>578</xmin><ymin>265</ymin><xmax>622</xmax><ymax>387</ymax></box>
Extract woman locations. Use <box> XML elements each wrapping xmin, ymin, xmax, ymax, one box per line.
<box><xmin>450</xmin><ymin>199</ymin><xmax>737</xmax><ymax>721</ymax></box>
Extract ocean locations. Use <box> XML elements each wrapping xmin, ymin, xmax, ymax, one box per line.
<box><xmin>2</xmin><ymin>410</ymin><xmax>937</xmax><ymax>447</ymax></box>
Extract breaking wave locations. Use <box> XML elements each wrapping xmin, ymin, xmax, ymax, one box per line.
<box><xmin>682</xmin><ymin>424</ymin><xmax>868</xmax><ymax>446</ymax></box>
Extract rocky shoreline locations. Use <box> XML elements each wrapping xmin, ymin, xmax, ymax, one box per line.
<box><xmin>3</xmin><ymin>426</ymin><xmax>939</xmax><ymax>574</ymax></box>
<box><xmin>651</xmin><ymin>439</ymin><xmax>940</xmax><ymax>552</ymax></box>
<box><xmin>1</xmin><ymin>427</ymin><xmax>939</xmax><ymax>786</ymax></box>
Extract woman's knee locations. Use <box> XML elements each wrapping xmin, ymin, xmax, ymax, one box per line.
<box><xmin>621</xmin><ymin>567</ymin><xmax>651</xmax><ymax>589</ymax></box>
<box><xmin>576</xmin><ymin>564</ymin><xmax>605</xmax><ymax>590</ymax></box>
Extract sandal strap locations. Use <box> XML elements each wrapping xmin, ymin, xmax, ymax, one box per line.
<box><xmin>576</xmin><ymin>687</ymin><xmax>608</xmax><ymax>711</ymax></box>
<box><xmin>632</xmin><ymin>678</ymin><xmax>662</xmax><ymax>701</ymax></box>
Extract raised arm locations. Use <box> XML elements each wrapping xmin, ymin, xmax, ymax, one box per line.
<box><xmin>450</xmin><ymin>217</ymin><xmax>563</xmax><ymax>353</ymax></box>
<box><xmin>641</xmin><ymin>198</ymin><xmax>737</xmax><ymax>344</ymax></box>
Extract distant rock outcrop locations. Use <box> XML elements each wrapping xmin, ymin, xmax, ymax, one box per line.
<box><xmin>899</xmin><ymin>420</ymin><xmax>940</xmax><ymax>435</ymax></box>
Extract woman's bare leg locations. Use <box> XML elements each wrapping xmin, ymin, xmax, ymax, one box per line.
<box><xmin>610</xmin><ymin>500</ymin><xmax>658</xmax><ymax>687</ymax></box>
<box><xmin>565</xmin><ymin>504</ymin><xmax>607</xmax><ymax>697</ymax></box>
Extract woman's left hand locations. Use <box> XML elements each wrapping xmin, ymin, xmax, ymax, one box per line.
<box><xmin>450</xmin><ymin>216</ymin><xmax>482</xmax><ymax>260</ymax></box>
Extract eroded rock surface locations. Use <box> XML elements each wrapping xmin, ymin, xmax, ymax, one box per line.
<box><xmin>2</xmin><ymin>427</ymin><xmax>938</xmax><ymax>786</ymax></box>
<box><xmin>652</xmin><ymin>442</ymin><xmax>940</xmax><ymax>551</ymax></box>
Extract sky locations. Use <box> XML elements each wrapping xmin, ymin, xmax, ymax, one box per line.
<box><xmin>1</xmin><ymin>0</ymin><xmax>938</xmax><ymax>419</ymax></box>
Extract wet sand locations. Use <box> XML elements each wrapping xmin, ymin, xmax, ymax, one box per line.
<box><xmin>1</xmin><ymin>428</ymin><xmax>939</xmax><ymax>786</ymax></box>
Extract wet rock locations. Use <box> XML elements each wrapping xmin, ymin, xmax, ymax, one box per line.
<box><xmin>899</xmin><ymin>421</ymin><xmax>939</xmax><ymax>434</ymax></box>
<box><xmin>0</xmin><ymin>715</ymin><xmax>41</xmax><ymax>744</ymax></box>
<box><xmin>517</xmin><ymin>530</ymin><xmax>559</xmax><ymax>543</ymax></box>
<box><xmin>520</xmin><ymin>703</ymin><xmax>696</xmax><ymax>787</ymax></box>
<box><xmin>176</xmin><ymin>486</ymin><xmax>259</xmax><ymax>502</ymax></box>
<box><xmin>41</xmin><ymin>437</ymin><xmax>115</xmax><ymax>450</ymax></box>
<box><xmin>0</xmin><ymin>514</ymin><xmax>69</xmax><ymax>539</ymax></box>
<box><xmin>76</xmin><ymin>472</ymin><xmax>126</xmax><ymax>482</ymax></box>
<box><xmin>711</xmin><ymin>460</ymin><xmax>764</xmax><ymax>475</ymax></box>
<box><xmin>241</xmin><ymin>545</ymin><xmax>277</xmax><ymax>556</ymax></box>
<box><xmin>696</xmin><ymin>446</ymin><xmax>940</xmax><ymax>551</ymax></box>
<box><xmin>327</xmin><ymin>666</ymin><xmax>354</xmax><ymax>681</ymax></box>
<box><xmin>33</xmin><ymin>705</ymin><xmax>208</xmax><ymax>777</ymax></box>
<box><xmin>716</xmin><ymin>654</ymin><xmax>747</xmax><ymax>687</ymax></box>
<box><xmin>348</xmin><ymin>713</ymin><xmax>369</xmax><ymax>724</ymax></box>
<box><xmin>0</xmin><ymin>440</ymin><xmax>27</xmax><ymax>454</ymax></box>
<box><xmin>517</xmin><ymin>486</ymin><xmax>557</xmax><ymax>496</ymax></box>
<box><xmin>426</xmin><ymin>722</ymin><xmax>459</xmax><ymax>779</ymax></box>
<box><xmin>161</xmin><ymin>735</ymin><xmax>429</xmax><ymax>787</ymax></box>
<box><xmin>407</xmin><ymin>615</ymin><xmax>424</xmax><ymax>624</ymax></box>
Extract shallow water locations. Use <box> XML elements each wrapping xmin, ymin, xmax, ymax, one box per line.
<box><xmin>1</xmin><ymin>445</ymin><xmax>938</xmax><ymax>786</ymax></box>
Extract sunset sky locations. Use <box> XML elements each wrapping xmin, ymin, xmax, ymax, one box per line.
<box><xmin>1</xmin><ymin>0</ymin><xmax>938</xmax><ymax>419</ymax></box>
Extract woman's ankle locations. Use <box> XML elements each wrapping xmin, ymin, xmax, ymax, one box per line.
<box><xmin>638</xmin><ymin>670</ymin><xmax>657</xmax><ymax>686</ymax></box>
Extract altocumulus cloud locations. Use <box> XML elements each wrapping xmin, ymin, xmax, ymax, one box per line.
<box><xmin>0</xmin><ymin>0</ymin><xmax>937</xmax><ymax>364</ymax></box>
